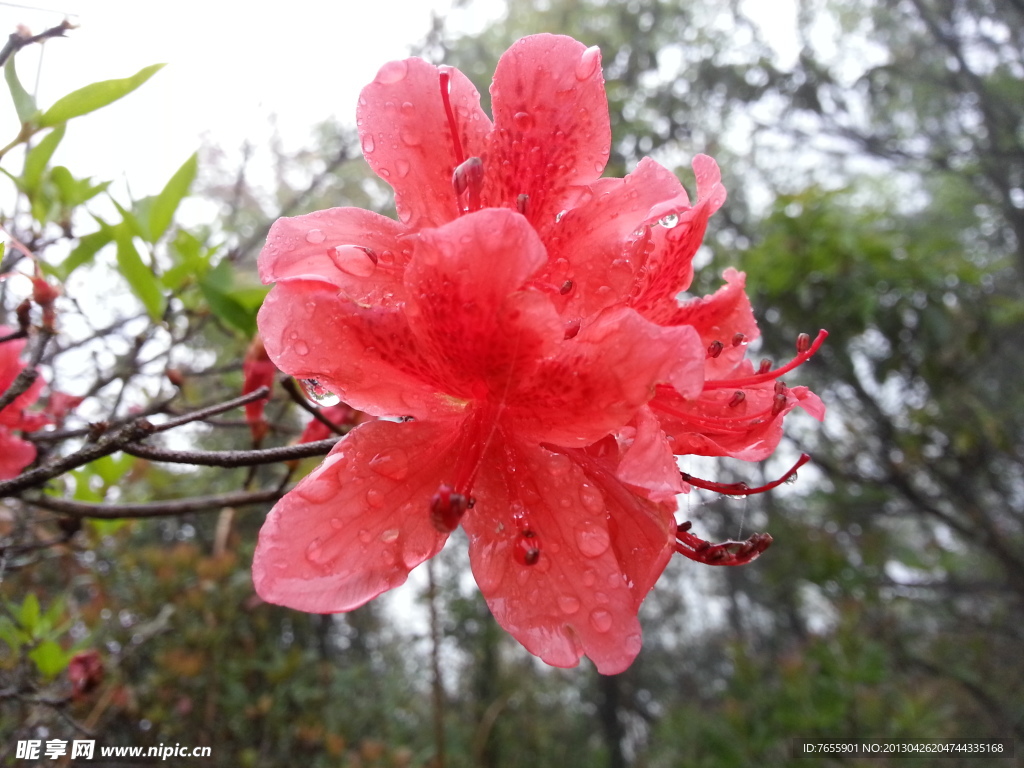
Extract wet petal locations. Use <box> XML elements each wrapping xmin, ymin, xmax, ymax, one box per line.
<box><xmin>358</xmin><ymin>58</ymin><xmax>491</xmax><ymax>228</ymax></box>
<box><xmin>258</xmin><ymin>280</ymin><xmax>449</xmax><ymax>420</ymax></box>
<box><xmin>616</xmin><ymin>406</ymin><xmax>685</xmax><ymax>502</ymax></box>
<box><xmin>509</xmin><ymin>306</ymin><xmax>705</xmax><ymax>447</ymax></box>
<box><xmin>665</xmin><ymin>268</ymin><xmax>759</xmax><ymax>378</ymax></box>
<box><xmin>0</xmin><ymin>430</ymin><xmax>36</xmax><ymax>479</ymax></box>
<box><xmin>405</xmin><ymin>209</ymin><xmax>562</xmax><ymax>391</ymax></box>
<box><xmin>258</xmin><ymin>207</ymin><xmax>409</xmax><ymax>305</ymax></box>
<box><xmin>630</xmin><ymin>155</ymin><xmax>728</xmax><ymax>321</ymax></box>
<box><xmin>253</xmin><ymin>419</ymin><xmax>462</xmax><ymax>612</ymax></box>
<box><xmin>465</xmin><ymin>440</ymin><xmax>671</xmax><ymax>674</ymax></box>
<box><xmin>543</xmin><ymin>158</ymin><xmax>690</xmax><ymax>317</ymax></box>
<box><xmin>485</xmin><ymin>35</ymin><xmax>611</xmax><ymax>232</ymax></box>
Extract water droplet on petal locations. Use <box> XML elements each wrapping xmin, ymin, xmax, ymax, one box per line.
<box><xmin>294</xmin><ymin>340</ymin><xmax>310</xmax><ymax>356</ymax></box>
<box><xmin>305</xmin><ymin>229</ymin><xmax>326</xmax><ymax>244</ymax></box>
<box><xmin>380</xmin><ymin>528</ymin><xmax>400</xmax><ymax>543</ymax></box>
<box><xmin>376</xmin><ymin>59</ymin><xmax>409</xmax><ymax>85</ymax></box>
<box><xmin>558</xmin><ymin>595</ymin><xmax>581</xmax><ymax>615</ymax></box>
<box><xmin>575</xmin><ymin>521</ymin><xmax>610</xmax><ymax>558</ymax></box>
<box><xmin>589</xmin><ymin>608</ymin><xmax>613</xmax><ymax>633</ymax></box>
<box><xmin>305</xmin><ymin>537</ymin><xmax>329</xmax><ymax>565</ymax></box>
<box><xmin>658</xmin><ymin>213</ymin><xmax>680</xmax><ymax>228</ymax></box>
<box><xmin>399</xmin><ymin>125</ymin><xmax>422</xmax><ymax>146</ymax></box>
<box><xmin>547</xmin><ymin>452</ymin><xmax>571</xmax><ymax>476</ymax></box>
<box><xmin>300</xmin><ymin>378</ymin><xmax>341</xmax><ymax>407</ymax></box>
<box><xmin>379</xmin><ymin>250</ymin><xmax>395</xmax><ymax>265</ymax></box>
<box><xmin>396</xmin><ymin>159</ymin><xmax>411</xmax><ymax>177</ymax></box>
<box><xmin>582</xmin><ymin>569</ymin><xmax>597</xmax><ymax>587</ymax></box>
<box><xmin>330</xmin><ymin>518</ymin><xmax>344</xmax><ymax>530</ymax></box>
<box><xmin>512</xmin><ymin>111</ymin><xmax>535</xmax><ymax>131</ymax></box>
<box><xmin>369</xmin><ymin>449</ymin><xmax>409</xmax><ymax>480</ymax></box>
<box><xmin>361</xmin><ymin>135</ymin><xmax>375</xmax><ymax>153</ymax></box>
<box><xmin>514</xmin><ymin>530</ymin><xmax>541</xmax><ymax>566</ymax></box>
<box><xmin>366</xmin><ymin>488</ymin><xmax>385</xmax><ymax>508</ymax></box>
<box><xmin>575</xmin><ymin>45</ymin><xmax>601</xmax><ymax>81</ymax></box>
<box><xmin>579</xmin><ymin>485</ymin><xmax>604</xmax><ymax>515</ymax></box>
<box><xmin>328</xmin><ymin>245</ymin><xmax>378</xmax><ymax>278</ymax></box>
<box><xmin>555</xmin><ymin>209</ymin><xmax>568</xmax><ymax>223</ymax></box>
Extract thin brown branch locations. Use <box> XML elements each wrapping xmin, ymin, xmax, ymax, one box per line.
<box><xmin>24</xmin><ymin>486</ymin><xmax>286</xmax><ymax>519</ymax></box>
<box><xmin>149</xmin><ymin>386</ymin><xmax>270</xmax><ymax>433</ymax></box>
<box><xmin>121</xmin><ymin>436</ymin><xmax>340</xmax><ymax>467</ymax></box>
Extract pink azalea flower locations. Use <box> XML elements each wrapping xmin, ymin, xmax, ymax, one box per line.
<box><xmin>242</xmin><ymin>333</ymin><xmax>277</xmax><ymax>443</ymax></box>
<box><xmin>0</xmin><ymin>327</ymin><xmax>47</xmax><ymax>479</ymax></box>
<box><xmin>253</xmin><ymin>35</ymin><xmax>824</xmax><ymax>673</ymax></box>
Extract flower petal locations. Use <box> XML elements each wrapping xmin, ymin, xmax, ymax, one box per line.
<box><xmin>253</xmin><ymin>419</ymin><xmax>461</xmax><ymax>612</ymax></box>
<box><xmin>666</xmin><ymin>268</ymin><xmax>759</xmax><ymax>378</ymax></box>
<box><xmin>258</xmin><ymin>281</ymin><xmax>447</xmax><ymax>420</ymax></box>
<box><xmin>509</xmin><ymin>306</ymin><xmax>704</xmax><ymax>447</ymax></box>
<box><xmin>465</xmin><ymin>440</ymin><xmax>670</xmax><ymax>674</ymax></box>
<box><xmin>258</xmin><ymin>207</ymin><xmax>410</xmax><ymax>305</ymax></box>
<box><xmin>544</xmin><ymin>158</ymin><xmax>691</xmax><ymax>317</ymax></box>
<box><xmin>616</xmin><ymin>406</ymin><xmax>685</xmax><ymax>502</ymax></box>
<box><xmin>358</xmin><ymin>58</ymin><xmax>491</xmax><ymax>228</ymax></box>
<box><xmin>404</xmin><ymin>209</ymin><xmax>562</xmax><ymax>392</ymax></box>
<box><xmin>485</xmin><ymin>34</ymin><xmax>611</xmax><ymax>232</ymax></box>
<box><xmin>0</xmin><ymin>429</ymin><xmax>36</xmax><ymax>479</ymax></box>
<box><xmin>630</xmin><ymin>155</ymin><xmax>728</xmax><ymax>321</ymax></box>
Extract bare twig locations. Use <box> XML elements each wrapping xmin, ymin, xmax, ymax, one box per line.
<box><xmin>24</xmin><ymin>486</ymin><xmax>286</xmax><ymax>519</ymax></box>
<box><xmin>121</xmin><ymin>436</ymin><xmax>340</xmax><ymax>467</ymax></box>
<box><xmin>280</xmin><ymin>376</ymin><xmax>349</xmax><ymax>437</ymax></box>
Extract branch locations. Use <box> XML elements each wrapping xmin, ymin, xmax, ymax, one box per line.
<box><xmin>24</xmin><ymin>487</ymin><xmax>286</xmax><ymax>519</ymax></box>
<box><xmin>0</xmin><ymin>388</ymin><xmax>270</xmax><ymax>497</ymax></box>
<box><xmin>0</xmin><ymin>19</ymin><xmax>75</xmax><ymax>69</ymax></box>
<box><xmin>280</xmin><ymin>376</ymin><xmax>349</xmax><ymax>436</ymax></box>
<box><xmin>121</xmin><ymin>436</ymin><xmax>340</xmax><ymax>467</ymax></box>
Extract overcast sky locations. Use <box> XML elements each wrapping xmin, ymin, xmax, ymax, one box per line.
<box><xmin>0</xmin><ymin>0</ymin><xmax>502</xmax><ymax>195</ymax></box>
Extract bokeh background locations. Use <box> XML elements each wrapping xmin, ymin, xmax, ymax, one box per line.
<box><xmin>1</xmin><ymin>0</ymin><xmax>1022</xmax><ymax>766</ymax></box>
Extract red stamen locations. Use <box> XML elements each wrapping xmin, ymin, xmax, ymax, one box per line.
<box><xmin>674</xmin><ymin>526</ymin><xmax>773</xmax><ymax>566</ymax></box>
<box><xmin>438</xmin><ymin>68</ymin><xmax>465</xmax><ymax>166</ymax></box>
<box><xmin>430</xmin><ymin>484</ymin><xmax>469</xmax><ymax>532</ymax></box>
<box><xmin>680</xmin><ymin>453</ymin><xmax>810</xmax><ymax>496</ymax></box>
<box><xmin>703</xmin><ymin>330</ymin><xmax>827</xmax><ymax>391</ymax></box>
<box><xmin>706</xmin><ymin>340</ymin><xmax>724</xmax><ymax>358</ymax></box>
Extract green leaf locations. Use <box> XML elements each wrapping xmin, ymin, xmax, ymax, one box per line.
<box><xmin>0</xmin><ymin>614</ymin><xmax>27</xmax><ymax>651</ymax></box>
<box><xmin>55</xmin><ymin>228</ymin><xmax>113</xmax><ymax>280</ymax></box>
<box><xmin>18</xmin><ymin>593</ymin><xmax>40</xmax><ymax>633</ymax></box>
<box><xmin>115</xmin><ymin>225</ymin><xmax>165</xmax><ymax>321</ymax></box>
<box><xmin>23</xmin><ymin>124</ymin><xmax>66</xmax><ymax>192</ymax></box>
<box><xmin>38</xmin><ymin>63</ymin><xmax>165</xmax><ymax>128</ymax></box>
<box><xmin>5</xmin><ymin>56</ymin><xmax>38</xmax><ymax>124</ymax></box>
<box><xmin>29</xmin><ymin>640</ymin><xmax>68</xmax><ymax>678</ymax></box>
<box><xmin>49</xmin><ymin>166</ymin><xmax>110</xmax><ymax>208</ymax></box>
<box><xmin>147</xmin><ymin>152</ymin><xmax>198</xmax><ymax>243</ymax></box>
<box><xmin>89</xmin><ymin>453</ymin><xmax>135</xmax><ymax>485</ymax></box>
<box><xmin>198</xmin><ymin>259</ymin><xmax>264</xmax><ymax>336</ymax></box>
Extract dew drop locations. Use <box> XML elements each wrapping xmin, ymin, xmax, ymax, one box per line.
<box><xmin>328</xmin><ymin>245</ymin><xmax>378</xmax><ymax>278</ymax></box>
<box><xmin>396</xmin><ymin>159</ymin><xmax>411</xmax><ymax>178</ymax></box>
<box><xmin>366</xmin><ymin>488</ymin><xmax>385</xmax><ymax>508</ymax></box>
<box><xmin>512</xmin><ymin>111</ymin><xmax>535</xmax><ymax>131</ymax></box>
<box><xmin>578</xmin><ymin>485</ymin><xmax>604</xmax><ymax>515</ymax></box>
<box><xmin>361</xmin><ymin>134</ymin><xmax>375</xmax><ymax>154</ymax></box>
<box><xmin>582</xmin><ymin>569</ymin><xmax>597</xmax><ymax>587</ymax></box>
<box><xmin>400</xmin><ymin>127</ymin><xmax>422</xmax><ymax>146</ymax></box>
<box><xmin>380</xmin><ymin>528</ymin><xmax>400</xmax><ymax>543</ymax></box>
<box><xmin>376</xmin><ymin>59</ymin><xmax>409</xmax><ymax>85</ymax></box>
<box><xmin>305</xmin><ymin>537</ymin><xmax>329</xmax><ymax>565</ymax></box>
<box><xmin>555</xmin><ymin>209</ymin><xmax>568</xmax><ymax>223</ymax></box>
<box><xmin>558</xmin><ymin>595</ymin><xmax>581</xmax><ymax>615</ymax></box>
<box><xmin>575</xmin><ymin>521</ymin><xmax>610</xmax><ymax>558</ymax></box>
<box><xmin>305</xmin><ymin>228</ymin><xmax>326</xmax><ymax>244</ymax></box>
<box><xmin>369</xmin><ymin>449</ymin><xmax>409</xmax><ymax>480</ymax></box>
<box><xmin>330</xmin><ymin>518</ymin><xmax>344</xmax><ymax>530</ymax></box>
<box><xmin>300</xmin><ymin>378</ymin><xmax>341</xmax><ymax>407</ymax></box>
<box><xmin>575</xmin><ymin>46</ymin><xmax>601</xmax><ymax>81</ymax></box>
<box><xmin>547</xmin><ymin>452</ymin><xmax>571</xmax><ymax>477</ymax></box>
<box><xmin>379</xmin><ymin>250</ymin><xmax>395</xmax><ymax>265</ymax></box>
<box><xmin>595</xmin><ymin>591</ymin><xmax>610</xmax><ymax>605</ymax></box>
<box><xmin>589</xmin><ymin>608</ymin><xmax>613</xmax><ymax>633</ymax></box>
<box><xmin>296</xmin><ymin>476</ymin><xmax>335</xmax><ymax>504</ymax></box>
<box><xmin>658</xmin><ymin>213</ymin><xmax>680</xmax><ymax>228</ymax></box>
<box><xmin>358</xmin><ymin>528</ymin><xmax>373</xmax><ymax>543</ymax></box>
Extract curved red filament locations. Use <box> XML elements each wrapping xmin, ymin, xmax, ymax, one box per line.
<box><xmin>681</xmin><ymin>453</ymin><xmax>810</xmax><ymax>496</ymax></box>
